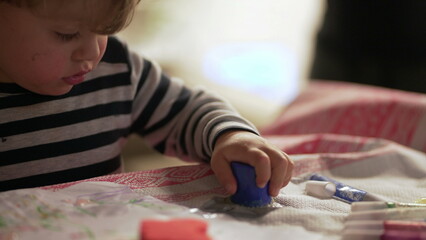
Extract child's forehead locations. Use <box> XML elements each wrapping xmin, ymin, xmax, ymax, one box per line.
<box><xmin>20</xmin><ymin>0</ymin><xmax>137</xmax><ymax>34</ymax></box>
<box><xmin>34</xmin><ymin>0</ymin><xmax>111</xmax><ymax>21</ymax></box>
<box><xmin>32</xmin><ymin>0</ymin><xmax>120</xmax><ymax>32</ymax></box>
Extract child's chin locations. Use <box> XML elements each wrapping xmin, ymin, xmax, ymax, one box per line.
<box><xmin>36</xmin><ymin>86</ymin><xmax>73</xmax><ymax>96</ymax></box>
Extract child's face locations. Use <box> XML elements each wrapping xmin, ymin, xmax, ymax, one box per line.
<box><xmin>0</xmin><ymin>1</ymin><xmax>108</xmax><ymax>96</ymax></box>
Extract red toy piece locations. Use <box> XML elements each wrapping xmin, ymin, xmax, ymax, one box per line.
<box><xmin>140</xmin><ymin>218</ymin><xmax>212</xmax><ymax>240</ymax></box>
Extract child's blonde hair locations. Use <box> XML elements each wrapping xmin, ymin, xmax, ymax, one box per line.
<box><xmin>0</xmin><ymin>0</ymin><xmax>140</xmax><ymax>35</ymax></box>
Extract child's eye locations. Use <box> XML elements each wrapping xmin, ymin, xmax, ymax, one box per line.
<box><xmin>55</xmin><ymin>32</ymin><xmax>80</xmax><ymax>42</ymax></box>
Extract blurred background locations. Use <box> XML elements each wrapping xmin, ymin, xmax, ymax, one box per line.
<box><xmin>118</xmin><ymin>0</ymin><xmax>325</xmax><ymax>171</ymax></box>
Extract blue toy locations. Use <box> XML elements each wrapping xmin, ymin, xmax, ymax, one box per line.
<box><xmin>230</xmin><ymin>162</ymin><xmax>271</xmax><ymax>207</ymax></box>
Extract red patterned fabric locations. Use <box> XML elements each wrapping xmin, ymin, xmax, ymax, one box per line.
<box><xmin>262</xmin><ymin>81</ymin><xmax>426</xmax><ymax>152</ymax></box>
<box><xmin>42</xmin><ymin>164</ymin><xmax>214</xmax><ymax>191</ymax></box>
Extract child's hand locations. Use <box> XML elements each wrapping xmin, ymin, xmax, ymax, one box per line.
<box><xmin>210</xmin><ymin>131</ymin><xmax>293</xmax><ymax>197</ymax></box>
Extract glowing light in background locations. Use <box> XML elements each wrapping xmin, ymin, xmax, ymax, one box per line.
<box><xmin>202</xmin><ymin>42</ymin><xmax>299</xmax><ymax>104</ymax></box>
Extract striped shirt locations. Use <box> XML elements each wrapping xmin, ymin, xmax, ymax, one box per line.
<box><xmin>0</xmin><ymin>37</ymin><xmax>257</xmax><ymax>191</ymax></box>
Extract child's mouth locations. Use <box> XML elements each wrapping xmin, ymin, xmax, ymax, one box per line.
<box><xmin>62</xmin><ymin>71</ymin><xmax>88</xmax><ymax>85</ymax></box>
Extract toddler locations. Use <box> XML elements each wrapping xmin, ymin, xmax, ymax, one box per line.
<box><xmin>0</xmin><ymin>0</ymin><xmax>293</xmax><ymax>195</ymax></box>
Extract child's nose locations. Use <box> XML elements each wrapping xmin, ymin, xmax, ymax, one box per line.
<box><xmin>72</xmin><ymin>35</ymin><xmax>102</xmax><ymax>62</ymax></box>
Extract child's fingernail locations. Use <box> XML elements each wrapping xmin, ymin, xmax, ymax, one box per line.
<box><xmin>226</xmin><ymin>184</ymin><xmax>235</xmax><ymax>194</ymax></box>
<box><xmin>257</xmin><ymin>181</ymin><xmax>266</xmax><ymax>189</ymax></box>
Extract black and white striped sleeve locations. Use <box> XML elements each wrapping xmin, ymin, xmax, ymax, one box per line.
<box><xmin>127</xmin><ymin>51</ymin><xmax>259</xmax><ymax>162</ymax></box>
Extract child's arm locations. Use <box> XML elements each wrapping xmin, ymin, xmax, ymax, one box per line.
<box><xmin>211</xmin><ymin>131</ymin><xmax>293</xmax><ymax>197</ymax></box>
<box><xmin>124</xmin><ymin>41</ymin><xmax>292</xmax><ymax>194</ymax></box>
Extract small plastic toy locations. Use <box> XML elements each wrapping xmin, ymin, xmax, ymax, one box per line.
<box><xmin>140</xmin><ymin>219</ymin><xmax>211</xmax><ymax>240</ymax></box>
<box><xmin>230</xmin><ymin>162</ymin><xmax>271</xmax><ymax>207</ymax></box>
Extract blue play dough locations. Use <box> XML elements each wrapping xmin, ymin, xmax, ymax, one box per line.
<box><xmin>230</xmin><ymin>162</ymin><xmax>271</xmax><ymax>207</ymax></box>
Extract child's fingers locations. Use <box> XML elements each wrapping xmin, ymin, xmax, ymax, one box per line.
<box><xmin>249</xmin><ymin>150</ymin><xmax>272</xmax><ymax>189</ymax></box>
<box><xmin>211</xmin><ymin>132</ymin><xmax>294</xmax><ymax>197</ymax></box>
<box><xmin>210</xmin><ymin>154</ymin><xmax>237</xmax><ymax>195</ymax></box>
<box><xmin>211</xmin><ymin>149</ymin><xmax>272</xmax><ymax>195</ymax></box>
<box><xmin>266</xmin><ymin>149</ymin><xmax>288</xmax><ymax>196</ymax></box>
<box><xmin>282</xmin><ymin>152</ymin><xmax>294</xmax><ymax>188</ymax></box>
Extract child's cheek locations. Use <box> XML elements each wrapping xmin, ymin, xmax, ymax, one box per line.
<box><xmin>97</xmin><ymin>37</ymin><xmax>108</xmax><ymax>63</ymax></box>
<box><xmin>29</xmin><ymin>52</ymin><xmax>67</xmax><ymax>82</ymax></box>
